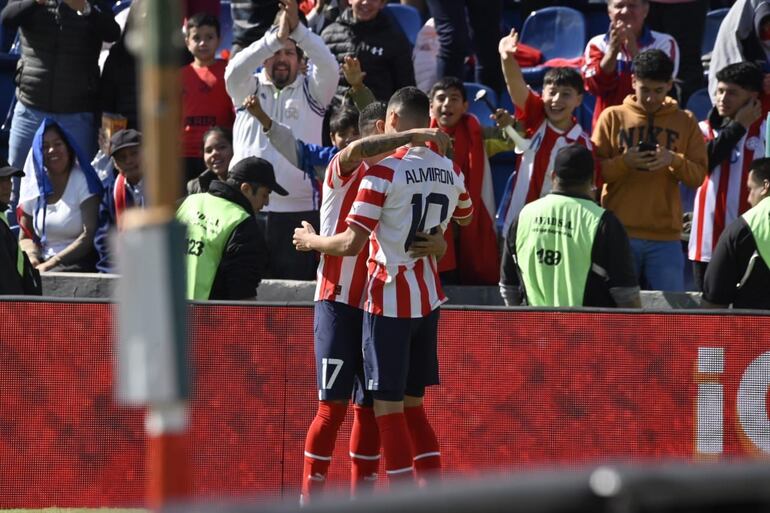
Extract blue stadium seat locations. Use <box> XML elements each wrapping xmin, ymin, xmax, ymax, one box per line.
<box><xmin>218</xmin><ymin>0</ymin><xmax>233</xmax><ymax>58</ymax></box>
<box><xmin>385</xmin><ymin>4</ymin><xmax>421</xmax><ymax>46</ymax></box>
<box><xmin>464</xmin><ymin>82</ymin><xmax>498</xmax><ymax>128</ymax></box>
<box><xmin>519</xmin><ymin>7</ymin><xmax>586</xmax><ymax>86</ymax></box>
<box><xmin>112</xmin><ymin>0</ymin><xmax>131</xmax><ymax>14</ymax></box>
<box><xmin>576</xmin><ymin>91</ymin><xmax>596</xmax><ymax>130</ymax></box>
<box><xmin>702</xmin><ymin>8</ymin><xmax>729</xmax><ymax>57</ymax></box>
<box><xmin>686</xmin><ymin>88</ymin><xmax>712</xmax><ymax>121</ymax></box>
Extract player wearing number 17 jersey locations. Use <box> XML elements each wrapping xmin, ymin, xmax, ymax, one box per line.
<box><xmin>295</xmin><ymin>87</ymin><xmax>473</xmax><ymax>487</ymax></box>
<box><xmin>299</xmin><ymin>102</ymin><xmax>453</xmax><ymax>504</ymax></box>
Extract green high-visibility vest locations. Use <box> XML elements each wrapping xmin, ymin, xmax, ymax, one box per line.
<box><xmin>0</xmin><ymin>211</ymin><xmax>23</xmax><ymax>277</ymax></box>
<box><xmin>742</xmin><ymin>197</ymin><xmax>770</xmax><ymax>270</ymax></box>
<box><xmin>515</xmin><ymin>194</ymin><xmax>604</xmax><ymax>306</ymax></box>
<box><xmin>176</xmin><ymin>193</ymin><xmax>251</xmax><ymax>300</ymax></box>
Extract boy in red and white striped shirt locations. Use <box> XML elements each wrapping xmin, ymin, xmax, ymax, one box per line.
<box><xmin>294</xmin><ymin>87</ymin><xmax>473</xmax><ymax>488</ymax></box>
<box><xmin>689</xmin><ymin>62</ymin><xmax>765</xmax><ymax>291</ymax></box>
<box><xmin>497</xmin><ymin>29</ymin><xmax>593</xmax><ymax>237</ymax></box>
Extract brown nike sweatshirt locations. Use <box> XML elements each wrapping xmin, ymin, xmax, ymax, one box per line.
<box><xmin>592</xmin><ymin>95</ymin><xmax>707</xmax><ymax>241</ymax></box>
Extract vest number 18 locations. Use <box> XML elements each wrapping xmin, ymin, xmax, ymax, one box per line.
<box><xmin>536</xmin><ymin>248</ymin><xmax>562</xmax><ymax>266</ymax></box>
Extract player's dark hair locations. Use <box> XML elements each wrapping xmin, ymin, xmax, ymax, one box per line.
<box><xmin>186</xmin><ymin>12</ymin><xmax>221</xmax><ymax>38</ymax></box>
<box><xmin>388</xmin><ymin>86</ymin><xmax>430</xmax><ymax>127</ymax></box>
<box><xmin>329</xmin><ymin>107</ymin><xmax>360</xmax><ymax>137</ymax></box>
<box><xmin>359</xmin><ymin>101</ymin><xmax>387</xmax><ymax>133</ymax></box>
<box><xmin>632</xmin><ymin>49</ymin><xmax>674</xmax><ymax>82</ymax></box>
<box><xmin>750</xmin><ymin>157</ymin><xmax>770</xmax><ymax>183</ymax></box>
<box><xmin>715</xmin><ymin>62</ymin><xmax>763</xmax><ymax>93</ymax></box>
<box><xmin>543</xmin><ymin>67</ymin><xmax>584</xmax><ymax>94</ymax></box>
<box><xmin>201</xmin><ymin>126</ymin><xmax>233</xmax><ymax>154</ymax></box>
<box><xmin>429</xmin><ymin>76</ymin><xmax>466</xmax><ymax>102</ymax></box>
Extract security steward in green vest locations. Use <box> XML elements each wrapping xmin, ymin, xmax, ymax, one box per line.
<box><xmin>176</xmin><ymin>156</ymin><xmax>287</xmax><ymax>300</ymax></box>
<box><xmin>703</xmin><ymin>157</ymin><xmax>770</xmax><ymax>309</ymax></box>
<box><xmin>499</xmin><ymin>144</ymin><xmax>641</xmax><ymax>308</ymax></box>
<box><xmin>1</xmin><ymin>161</ymin><xmax>40</xmax><ymax>295</ymax></box>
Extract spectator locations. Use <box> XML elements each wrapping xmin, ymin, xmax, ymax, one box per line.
<box><xmin>17</xmin><ymin>120</ymin><xmax>103</xmax><ymax>273</ymax></box>
<box><xmin>187</xmin><ymin>127</ymin><xmax>234</xmax><ymax>195</ymax></box>
<box><xmin>181</xmin><ymin>13</ymin><xmax>236</xmax><ymax>184</ymax></box>
<box><xmin>183</xmin><ymin>0</ymin><xmax>219</xmax><ymax>19</ymax></box>
<box><xmin>306</xmin><ymin>0</ymin><xmax>348</xmax><ymax>34</ymax></box>
<box><xmin>702</xmin><ymin>156</ymin><xmax>770</xmax><ymax>309</ymax></box>
<box><xmin>499</xmin><ymin>144</ymin><xmax>641</xmax><ymax>308</ymax></box>
<box><xmin>428</xmin><ymin>76</ymin><xmax>513</xmax><ymax>285</ymax></box>
<box><xmin>708</xmin><ymin>0</ymin><xmax>770</xmax><ymax>112</ymax></box>
<box><xmin>176</xmin><ymin>157</ymin><xmax>284</xmax><ymax>300</ymax></box>
<box><xmin>230</xmin><ymin>0</ymin><xmax>281</xmax><ymax>56</ymax></box>
<box><xmin>100</xmin><ymin>7</ymin><xmax>139</xmax><ymax>130</ymax></box>
<box><xmin>0</xmin><ymin>0</ymin><xmax>121</xmax><ymax>171</ymax></box>
<box><xmin>646</xmin><ymin>0</ymin><xmax>707</xmax><ymax>106</ymax></box>
<box><xmin>689</xmin><ymin>62</ymin><xmax>764</xmax><ymax>291</ymax></box>
<box><xmin>582</xmin><ymin>0</ymin><xmax>679</xmax><ymax>128</ymax></box>
<box><xmin>225</xmin><ymin>0</ymin><xmax>337</xmax><ymax>279</ymax></box>
<box><xmin>244</xmin><ymin>94</ymin><xmax>359</xmax><ymax>180</ymax></box>
<box><xmin>425</xmin><ymin>0</ymin><xmax>504</xmax><ymax>93</ymax></box>
<box><xmin>0</xmin><ymin>162</ymin><xmax>40</xmax><ymax>294</ymax></box>
<box><xmin>94</xmin><ymin>129</ymin><xmax>145</xmax><ymax>273</ymax></box>
<box><xmin>321</xmin><ymin>0</ymin><xmax>415</xmax><ymax>102</ymax></box>
<box><xmin>497</xmin><ymin>30</ymin><xmax>592</xmax><ymax>237</ymax></box>
<box><xmin>592</xmin><ymin>49</ymin><xmax>707</xmax><ymax>291</ymax></box>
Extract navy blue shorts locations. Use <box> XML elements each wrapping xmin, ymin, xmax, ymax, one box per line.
<box><xmin>362</xmin><ymin>309</ymin><xmax>440</xmax><ymax>401</ymax></box>
<box><xmin>314</xmin><ymin>300</ymin><xmax>371</xmax><ymax>405</ymax></box>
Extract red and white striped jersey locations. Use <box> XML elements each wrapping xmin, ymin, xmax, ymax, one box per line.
<box><xmin>347</xmin><ymin>146</ymin><xmax>473</xmax><ymax>318</ymax></box>
<box><xmin>688</xmin><ymin>119</ymin><xmax>764</xmax><ymax>262</ymax></box>
<box><xmin>497</xmin><ymin>91</ymin><xmax>592</xmax><ymax>235</ymax></box>
<box><xmin>314</xmin><ymin>153</ymin><xmax>370</xmax><ymax>307</ymax></box>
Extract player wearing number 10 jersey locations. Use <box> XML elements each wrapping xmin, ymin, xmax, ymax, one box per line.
<box><xmin>299</xmin><ymin>102</ymin><xmax>452</xmax><ymax>504</ymax></box>
<box><xmin>294</xmin><ymin>87</ymin><xmax>473</xmax><ymax>487</ymax></box>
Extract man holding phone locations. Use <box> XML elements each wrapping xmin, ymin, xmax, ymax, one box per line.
<box><xmin>689</xmin><ymin>62</ymin><xmax>765</xmax><ymax>291</ymax></box>
<box><xmin>592</xmin><ymin>49</ymin><xmax>707</xmax><ymax>292</ymax></box>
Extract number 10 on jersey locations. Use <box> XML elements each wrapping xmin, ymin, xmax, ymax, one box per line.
<box><xmin>404</xmin><ymin>193</ymin><xmax>449</xmax><ymax>251</ymax></box>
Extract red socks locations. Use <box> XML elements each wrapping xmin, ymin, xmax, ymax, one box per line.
<box><xmin>301</xmin><ymin>401</ymin><xmax>348</xmax><ymax>505</ymax></box>
<box><xmin>375</xmin><ymin>412</ymin><xmax>415</xmax><ymax>485</ymax></box>
<box><xmin>404</xmin><ymin>405</ymin><xmax>441</xmax><ymax>485</ymax></box>
<box><xmin>349</xmin><ymin>405</ymin><xmax>381</xmax><ymax>497</ymax></box>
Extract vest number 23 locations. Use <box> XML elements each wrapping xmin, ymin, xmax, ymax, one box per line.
<box><xmin>186</xmin><ymin>238</ymin><xmax>205</xmax><ymax>257</ymax></box>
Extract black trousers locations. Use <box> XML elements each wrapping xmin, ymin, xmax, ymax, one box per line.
<box><xmin>426</xmin><ymin>0</ymin><xmax>504</xmax><ymax>93</ymax></box>
<box><xmin>646</xmin><ymin>0</ymin><xmax>708</xmax><ymax>106</ymax></box>
<box><xmin>259</xmin><ymin>210</ymin><xmax>320</xmax><ymax>280</ymax></box>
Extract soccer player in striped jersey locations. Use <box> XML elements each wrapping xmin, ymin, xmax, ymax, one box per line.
<box><xmin>496</xmin><ymin>29</ymin><xmax>593</xmax><ymax>237</ymax></box>
<box><xmin>300</xmin><ymin>101</ymin><xmax>452</xmax><ymax>504</ymax></box>
<box><xmin>688</xmin><ymin>62</ymin><xmax>765</xmax><ymax>291</ymax></box>
<box><xmin>294</xmin><ymin>87</ymin><xmax>473</xmax><ymax>488</ymax></box>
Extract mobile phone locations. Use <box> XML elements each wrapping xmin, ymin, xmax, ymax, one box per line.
<box><xmin>637</xmin><ymin>141</ymin><xmax>657</xmax><ymax>152</ymax></box>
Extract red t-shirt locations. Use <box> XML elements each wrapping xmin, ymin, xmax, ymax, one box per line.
<box><xmin>181</xmin><ymin>59</ymin><xmax>235</xmax><ymax>158</ymax></box>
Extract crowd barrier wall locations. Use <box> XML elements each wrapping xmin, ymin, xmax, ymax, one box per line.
<box><xmin>1</xmin><ymin>300</ymin><xmax>768</xmax><ymax>508</ymax></box>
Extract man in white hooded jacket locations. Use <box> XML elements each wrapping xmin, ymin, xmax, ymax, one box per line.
<box><xmin>225</xmin><ymin>0</ymin><xmax>338</xmax><ymax>279</ymax></box>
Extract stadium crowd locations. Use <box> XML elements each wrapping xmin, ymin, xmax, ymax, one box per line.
<box><xmin>0</xmin><ymin>0</ymin><xmax>768</xmax><ymax>310</ymax></box>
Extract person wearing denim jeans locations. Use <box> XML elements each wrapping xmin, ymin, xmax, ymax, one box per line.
<box><xmin>0</xmin><ymin>0</ymin><xmax>120</xmax><ymax>224</ymax></box>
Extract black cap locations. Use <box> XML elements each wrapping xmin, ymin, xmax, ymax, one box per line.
<box><xmin>110</xmin><ymin>129</ymin><xmax>142</xmax><ymax>157</ymax></box>
<box><xmin>0</xmin><ymin>158</ymin><xmax>23</xmax><ymax>178</ymax></box>
<box><xmin>553</xmin><ymin>144</ymin><xmax>594</xmax><ymax>183</ymax></box>
<box><xmin>228</xmin><ymin>157</ymin><xmax>288</xmax><ymax>196</ymax></box>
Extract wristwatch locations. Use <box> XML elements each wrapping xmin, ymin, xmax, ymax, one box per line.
<box><xmin>77</xmin><ymin>1</ymin><xmax>92</xmax><ymax>16</ymax></box>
